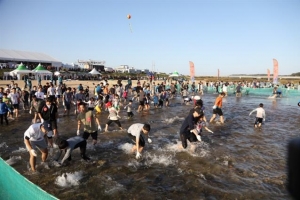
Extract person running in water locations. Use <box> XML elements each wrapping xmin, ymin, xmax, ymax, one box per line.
<box><xmin>77</xmin><ymin>102</ymin><xmax>101</xmax><ymax>145</ymax></box>
<box><xmin>179</xmin><ymin>108</ymin><xmax>203</xmax><ymax>152</ymax></box>
<box><xmin>249</xmin><ymin>103</ymin><xmax>266</xmax><ymax>128</ymax></box>
<box><xmin>127</xmin><ymin>123</ymin><xmax>151</xmax><ymax>159</ymax></box>
<box><xmin>210</xmin><ymin>92</ymin><xmax>225</xmax><ymax>124</ymax></box>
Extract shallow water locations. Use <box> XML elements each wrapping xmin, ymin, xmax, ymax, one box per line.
<box><xmin>1</xmin><ymin>92</ymin><xmax>300</xmax><ymax>200</ymax></box>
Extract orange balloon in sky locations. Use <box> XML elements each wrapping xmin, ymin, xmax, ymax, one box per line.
<box><xmin>127</xmin><ymin>14</ymin><xmax>131</xmax><ymax>19</ymax></box>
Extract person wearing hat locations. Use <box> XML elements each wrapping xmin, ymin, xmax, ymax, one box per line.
<box><xmin>104</xmin><ymin>101</ymin><xmax>123</xmax><ymax>132</ymax></box>
<box><xmin>179</xmin><ymin>108</ymin><xmax>204</xmax><ymax>152</ymax></box>
<box><xmin>24</xmin><ymin>121</ymin><xmax>53</xmax><ymax>172</ymax></box>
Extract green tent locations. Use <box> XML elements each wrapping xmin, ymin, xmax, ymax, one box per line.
<box><xmin>32</xmin><ymin>64</ymin><xmax>52</xmax><ymax>74</ymax></box>
<box><xmin>9</xmin><ymin>63</ymin><xmax>34</xmax><ymax>76</ymax></box>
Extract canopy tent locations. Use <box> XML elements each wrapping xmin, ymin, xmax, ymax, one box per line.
<box><xmin>89</xmin><ymin>68</ymin><xmax>101</xmax><ymax>75</ymax></box>
<box><xmin>169</xmin><ymin>71</ymin><xmax>180</xmax><ymax>77</ymax></box>
<box><xmin>9</xmin><ymin>63</ymin><xmax>34</xmax><ymax>76</ymax></box>
<box><xmin>8</xmin><ymin>63</ymin><xmax>35</xmax><ymax>80</ymax></box>
<box><xmin>32</xmin><ymin>64</ymin><xmax>53</xmax><ymax>80</ymax></box>
<box><xmin>32</xmin><ymin>64</ymin><xmax>52</xmax><ymax>74</ymax></box>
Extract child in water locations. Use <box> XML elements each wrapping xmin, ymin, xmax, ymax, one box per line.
<box><xmin>249</xmin><ymin>103</ymin><xmax>266</xmax><ymax>128</ymax></box>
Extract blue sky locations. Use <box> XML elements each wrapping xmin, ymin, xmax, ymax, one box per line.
<box><xmin>0</xmin><ymin>0</ymin><xmax>299</xmax><ymax>76</ymax></box>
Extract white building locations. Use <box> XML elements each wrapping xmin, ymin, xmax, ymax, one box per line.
<box><xmin>115</xmin><ymin>65</ymin><xmax>135</xmax><ymax>73</ymax></box>
<box><xmin>62</xmin><ymin>63</ymin><xmax>79</xmax><ymax>70</ymax></box>
<box><xmin>115</xmin><ymin>65</ymin><xmax>150</xmax><ymax>74</ymax></box>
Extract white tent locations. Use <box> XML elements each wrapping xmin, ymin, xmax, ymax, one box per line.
<box><xmin>89</xmin><ymin>68</ymin><xmax>101</xmax><ymax>75</ymax></box>
<box><xmin>9</xmin><ymin>63</ymin><xmax>34</xmax><ymax>76</ymax></box>
<box><xmin>169</xmin><ymin>71</ymin><xmax>180</xmax><ymax>77</ymax></box>
<box><xmin>9</xmin><ymin>63</ymin><xmax>35</xmax><ymax>80</ymax></box>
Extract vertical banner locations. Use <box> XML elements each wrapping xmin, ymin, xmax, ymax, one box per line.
<box><xmin>218</xmin><ymin>69</ymin><xmax>220</xmax><ymax>79</ymax></box>
<box><xmin>273</xmin><ymin>59</ymin><xmax>278</xmax><ymax>84</ymax></box>
<box><xmin>189</xmin><ymin>61</ymin><xmax>195</xmax><ymax>82</ymax></box>
<box><xmin>267</xmin><ymin>69</ymin><xmax>270</xmax><ymax>81</ymax></box>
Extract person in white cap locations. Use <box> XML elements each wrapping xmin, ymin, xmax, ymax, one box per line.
<box><xmin>24</xmin><ymin>121</ymin><xmax>53</xmax><ymax>173</ymax></box>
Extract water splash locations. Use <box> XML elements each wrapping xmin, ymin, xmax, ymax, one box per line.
<box><xmin>55</xmin><ymin>171</ymin><xmax>83</xmax><ymax>187</ymax></box>
<box><xmin>12</xmin><ymin>147</ymin><xmax>27</xmax><ymax>153</ymax></box>
<box><xmin>0</xmin><ymin>142</ymin><xmax>8</xmax><ymax>148</ymax></box>
<box><xmin>6</xmin><ymin>156</ymin><xmax>21</xmax><ymax>165</ymax></box>
<box><xmin>162</xmin><ymin>116</ymin><xmax>184</xmax><ymax>124</ymax></box>
<box><xmin>144</xmin><ymin>152</ymin><xmax>177</xmax><ymax>166</ymax></box>
<box><xmin>118</xmin><ymin>143</ymin><xmax>134</xmax><ymax>154</ymax></box>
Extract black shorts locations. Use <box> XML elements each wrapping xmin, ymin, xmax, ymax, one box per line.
<box><xmin>64</xmin><ymin>101</ymin><xmax>71</xmax><ymax>110</ymax></box>
<box><xmin>180</xmin><ymin>131</ymin><xmax>198</xmax><ymax>149</ymax></box>
<box><xmin>213</xmin><ymin>108</ymin><xmax>223</xmax><ymax>116</ymax></box>
<box><xmin>139</xmin><ymin>101</ymin><xmax>144</xmax><ymax>106</ymax></box>
<box><xmin>47</xmin><ymin>120</ymin><xmax>58</xmax><ymax>130</ymax></box>
<box><xmin>254</xmin><ymin>117</ymin><xmax>263</xmax><ymax>124</ymax></box>
<box><xmin>13</xmin><ymin>104</ymin><xmax>19</xmax><ymax>109</ymax></box>
<box><xmin>127</xmin><ymin>112</ymin><xmax>134</xmax><ymax>117</ymax></box>
<box><xmin>128</xmin><ymin>134</ymin><xmax>145</xmax><ymax>147</ymax></box>
<box><xmin>106</xmin><ymin>120</ymin><xmax>122</xmax><ymax>127</ymax></box>
<box><xmin>83</xmin><ymin>131</ymin><xmax>98</xmax><ymax>140</ymax></box>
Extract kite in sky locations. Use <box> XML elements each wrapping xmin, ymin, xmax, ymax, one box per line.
<box><xmin>127</xmin><ymin>14</ymin><xmax>132</xmax><ymax>33</ymax></box>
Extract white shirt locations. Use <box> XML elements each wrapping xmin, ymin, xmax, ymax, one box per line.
<box><xmin>127</xmin><ymin>123</ymin><xmax>144</xmax><ymax>138</ymax></box>
<box><xmin>35</xmin><ymin>91</ymin><xmax>45</xmax><ymax>99</ymax></box>
<box><xmin>24</xmin><ymin>123</ymin><xmax>52</xmax><ymax>141</ymax></box>
<box><xmin>47</xmin><ymin>87</ymin><xmax>56</xmax><ymax>96</ymax></box>
<box><xmin>250</xmin><ymin>107</ymin><xmax>266</xmax><ymax>119</ymax></box>
<box><xmin>108</xmin><ymin>107</ymin><xmax>118</xmax><ymax>120</ymax></box>
<box><xmin>8</xmin><ymin>93</ymin><xmax>19</xmax><ymax>104</ymax></box>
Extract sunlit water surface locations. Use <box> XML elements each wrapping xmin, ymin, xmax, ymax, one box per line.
<box><xmin>1</xmin><ymin>92</ymin><xmax>300</xmax><ymax>199</ymax></box>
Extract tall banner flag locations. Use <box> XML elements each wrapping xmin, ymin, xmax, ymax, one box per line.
<box><xmin>218</xmin><ymin>69</ymin><xmax>220</xmax><ymax>79</ymax></box>
<box><xmin>273</xmin><ymin>59</ymin><xmax>278</xmax><ymax>84</ymax></box>
<box><xmin>267</xmin><ymin>69</ymin><xmax>270</xmax><ymax>81</ymax></box>
<box><xmin>189</xmin><ymin>61</ymin><xmax>195</xmax><ymax>82</ymax></box>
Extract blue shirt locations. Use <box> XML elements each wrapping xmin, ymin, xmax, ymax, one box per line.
<box><xmin>0</xmin><ymin>102</ymin><xmax>9</xmax><ymax>114</ymax></box>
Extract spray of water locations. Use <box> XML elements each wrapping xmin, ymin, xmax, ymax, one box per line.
<box><xmin>55</xmin><ymin>171</ymin><xmax>83</xmax><ymax>187</ymax></box>
<box><xmin>0</xmin><ymin>142</ymin><xmax>8</xmax><ymax>148</ymax></box>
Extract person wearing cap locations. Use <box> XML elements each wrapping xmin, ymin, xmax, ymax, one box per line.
<box><xmin>24</xmin><ymin>121</ymin><xmax>53</xmax><ymax>172</ymax></box>
<box><xmin>127</xmin><ymin>123</ymin><xmax>151</xmax><ymax>159</ymax></box>
<box><xmin>54</xmin><ymin>136</ymin><xmax>90</xmax><ymax>166</ymax></box>
<box><xmin>77</xmin><ymin>102</ymin><xmax>101</xmax><ymax>145</ymax></box>
<box><xmin>179</xmin><ymin>108</ymin><xmax>203</xmax><ymax>151</ymax></box>
<box><xmin>104</xmin><ymin>101</ymin><xmax>123</xmax><ymax>132</ymax></box>
<box><xmin>210</xmin><ymin>92</ymin><xmax>226</xmax><ymax>124</ymax></box>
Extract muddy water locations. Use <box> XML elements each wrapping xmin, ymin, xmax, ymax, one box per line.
<box><xmin>1</xmin><ymin>93</ymin><xmax>299</xmax><ymax>199</ymax></box>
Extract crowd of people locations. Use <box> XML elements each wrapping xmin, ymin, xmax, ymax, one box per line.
<box><xmin>0</xmin><ymin>77</ymin><xmax>271</xmax><ymax>174</ymax></box>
